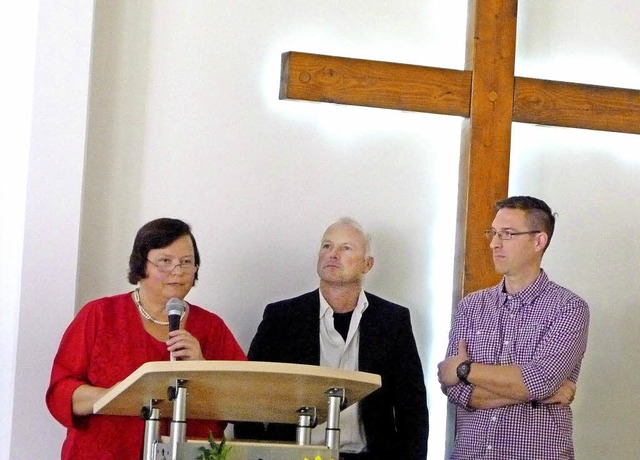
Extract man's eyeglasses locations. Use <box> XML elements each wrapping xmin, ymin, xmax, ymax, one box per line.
<box><xmin>147</xmin><ymin>258</ymin><xmax>198</xmax><ymax>273</ymax></box>
<box><xmin>484</xmin><ymin>229</ymin><xmax>541</xmax><ymax>240</ymax></box>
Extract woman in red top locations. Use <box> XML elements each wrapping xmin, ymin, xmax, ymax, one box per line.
<box><xmin>46</xmin><ymin>218</ymin><xmax>247</xmax><ymax>459</ymax></box>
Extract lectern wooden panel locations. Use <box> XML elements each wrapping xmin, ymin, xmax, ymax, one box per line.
<box><xmin>93</xmin><ymin>360</ymin><xmax>381</xmax><ymax>424</ymax></box>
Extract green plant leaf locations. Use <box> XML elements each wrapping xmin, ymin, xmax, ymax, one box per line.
<box><xmin>194</xmin><ymin>432</ymin><xmax>231</xmax><ymax>460</ymax></box>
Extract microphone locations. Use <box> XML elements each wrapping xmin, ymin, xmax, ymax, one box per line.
<box><xmin>166</xmin><ymin>298</ymin><xmax>186</xmax><ymax>361</ymax></box>
<box><xmin>166</xmin><ymin>298</ymin><xmax>186</xmax><ymax>333</ymax></box>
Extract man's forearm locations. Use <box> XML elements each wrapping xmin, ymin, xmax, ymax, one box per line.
<box><xmin>467</xmin><ymin>362</ymin><xmax>530</xmax><ymax>401</ymax></box>
<box><xmin>468</xmin><ymin>385</ymin><xmax>523</xmax><ymax>409</ymax></box>
<box><xmin>438</xmin><ymin>340</ymin><xmax>532</xmax><ymax>404</ymax></box>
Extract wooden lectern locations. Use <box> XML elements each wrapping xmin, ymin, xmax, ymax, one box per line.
<box><xmin>94</xmin><ymin>360</ymin><xmax>381</xmax><ymax>460</ymax></box>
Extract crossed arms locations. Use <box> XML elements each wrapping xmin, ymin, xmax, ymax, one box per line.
<box><xmin>437</xmin><ymin>291</ymin><xmax>589</xmax><ymax>410</ymax></box>
<box><xmin>438</xmin><ymin>339</ymin><xmax>576</xmax><ymax>409</ymax></box>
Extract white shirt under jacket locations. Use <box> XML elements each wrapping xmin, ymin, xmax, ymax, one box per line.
<box><xmin>310</xmin><ymin>290</ymin><xmax>369</xmax><ymax>454</ymax></box>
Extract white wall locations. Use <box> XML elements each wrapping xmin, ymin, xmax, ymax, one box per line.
<box><xmin>0</xmin><ymin>3</ymin><xmax>38</xmax><ymax>458</ymax></box>
<box><xmin>510</xmin><ymin>128</ymin><xmax>640</xmax><ymax>459</ymax></box>
<box><xmin>514</xmin><ymin>2</ymin><xmax>640</xmax><ymax>457</ymax></box>
<box><xmin>6</xmin><ymin>2</ymin><xmax>94</xmax><ymax>460</ymax></box>
<box><xmin>5</xmin><ymin>1</ymin><xmax>639</xmax><ymax>459</ymax></box>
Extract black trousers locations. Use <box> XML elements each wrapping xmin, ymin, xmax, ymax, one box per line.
<box><xmin>340</xmin><ymin>453</ymin><xmax>370</xmax><ymax>460</ymax></box>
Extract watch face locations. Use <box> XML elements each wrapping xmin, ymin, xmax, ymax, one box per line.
<box><xmin>459</xmin><ymin>363</ymin><xmax>469</xmax><ymax>377</ymax></box>
<box><xmin>457</xmin><ymin>361</ymin><xmax>471</xmax><ymax>383</ymax></box>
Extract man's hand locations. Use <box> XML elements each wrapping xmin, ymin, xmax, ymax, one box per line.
<box><xmin>541</xmin><ymin>379</ymin><xmax>576</xmax><ymax>406</ymax></box>
<box><xmin>437</xmin><ymin>340</ymin><xmax>469</xmax><ymax>388</ymax></box>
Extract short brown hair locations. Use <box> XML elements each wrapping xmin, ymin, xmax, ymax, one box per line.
<box><xmin>496</xmin><ymin>196</ymin><xmax>556</xmax><ymax>250</ymax></box>
<box><xmin>127</xmin><ymin>218</ymin><xmax>200</xmax><ymax>284</ymax></box>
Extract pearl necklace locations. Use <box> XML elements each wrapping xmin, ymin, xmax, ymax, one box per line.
<box><xmin>133</xmin><ymin>288</ymin><xmax>186</xmax><ymax>326</ymax></box>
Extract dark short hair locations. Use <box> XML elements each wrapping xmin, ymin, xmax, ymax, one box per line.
<box><xmin>495</xmin><ymin>196</ymin><xmax>557</xmax><ymax>250</ymax></box>
<box><xmin>127</xmin><ymin>218</ymin><xmax>200</xmax><ymax>284</ymax></box>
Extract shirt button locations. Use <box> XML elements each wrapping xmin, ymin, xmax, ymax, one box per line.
<box><xmin>503</xmin><ymin>340</ymin><xmax>509</xmax><ymax>345</ymax></box>
<box><xmin>491</xmin><ymin>416</ymin><xmax>497</xmax><ymax>422</ymax></box>
<box><xmin>487</xmin><ymin>444</ymin><xmax>493</xmax><ymax>451</ymax></box>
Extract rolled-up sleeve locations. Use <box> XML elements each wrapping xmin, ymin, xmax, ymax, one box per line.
<box><xmin>520</xmin><ymin>296</ymin><xmax>590</xmax><ymax>400</ymax></box>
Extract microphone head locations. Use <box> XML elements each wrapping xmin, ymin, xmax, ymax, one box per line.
<box><xmin>166</xmin><ymin>298</ymin><xmax>186</xmax><ymax>317</ymax></box>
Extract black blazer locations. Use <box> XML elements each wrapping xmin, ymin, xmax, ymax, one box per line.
<box><xmin>235</xmin><ymin>289</ymin><xmax>428</xmax><ymax>460</ymax></box>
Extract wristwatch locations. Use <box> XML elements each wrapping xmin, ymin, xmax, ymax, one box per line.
<box><xmin>456</xmin><ymin>360</ymin><xmax>473</xmax><ymax>385</ymax></box>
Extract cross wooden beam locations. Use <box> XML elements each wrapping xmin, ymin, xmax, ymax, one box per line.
<box><xmin>278</xmin><ymin>0</ymin><xmax>640</xmax><ymax>296</ymax></box>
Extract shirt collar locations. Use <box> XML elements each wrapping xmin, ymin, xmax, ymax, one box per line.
<box><xmin>319</xmin><ymin>290</ymin><xmax>369</xmax><ymax>318</ymax></box>
<box><xmin>499</xmin><ymin>269</ymin><xmax>550</xmax><ymax>306</ymax></box>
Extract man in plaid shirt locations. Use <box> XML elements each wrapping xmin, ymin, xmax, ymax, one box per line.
<box><xmin>438</xmin><ymin>196</ymin><xmax>590</xmax><ymax>460</ymax></box>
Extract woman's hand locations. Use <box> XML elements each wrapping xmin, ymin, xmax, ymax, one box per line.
<box><xmin>167</xmin><ymin>329</ymin><xmax>205</xmax><ymax>361</ymax></box>
<box><xmin>71</xmin><ymin>384</ymin><xmax>111</xmax><ymax>416</ymax></box>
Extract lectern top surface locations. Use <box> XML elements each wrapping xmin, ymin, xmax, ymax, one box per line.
<box><xmin>93</xmin><ymin>360</ymin><xmax>381</xmax><ymax>424</ymax></box>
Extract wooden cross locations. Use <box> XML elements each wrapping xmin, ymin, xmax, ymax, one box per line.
<box><xmin>278</xmin><ymin>0</ymin><xmax>640</xmax><ymax>296</ymax></box>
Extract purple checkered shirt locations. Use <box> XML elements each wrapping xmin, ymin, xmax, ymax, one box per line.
<box><xmin>445</xmin><ymin>270</ymin><xmax>589</xmax><ymax>460</ymax></box>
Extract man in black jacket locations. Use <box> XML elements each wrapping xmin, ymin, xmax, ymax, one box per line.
<box><xmin>236</xmin><ymin>217</ymin><xmax>428</xmax><ymax>460</ymax></box>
